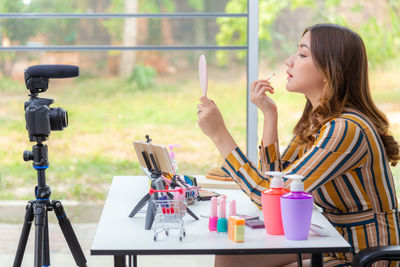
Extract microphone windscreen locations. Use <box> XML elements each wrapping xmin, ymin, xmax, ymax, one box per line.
<box><xmin>26</xmin><ymin>65</ymin><xmax>79</xmax><ymax>78</ymax></box>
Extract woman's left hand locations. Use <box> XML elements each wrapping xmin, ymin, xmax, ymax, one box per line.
<box><xmin>197</xmin><ymin>96</ymin><xmax>228</xmax><ymax>140</ymax></box>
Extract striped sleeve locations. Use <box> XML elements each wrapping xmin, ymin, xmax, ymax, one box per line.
<box><xmin>283</xmin><ymin>118</ymin><xmax>368</xmax><ymax>193</ymax></box>
<box><xmin>259</xmin><ymin>141</ymin><xmax>282</xmax><ymax>172</ymax></box>
<box><xmin>222</xmin><ymin>147</ymin><xmax>269</xmax><ymax>208</ymax></box>
<box><xmin>280</xmin><ymin>135</ymin><xmax>302</xmax><ymax>169</ymax></box>
<box><xmin>258</xmin><ymin>135</ymin><xmax>302</xmax><ymax>172</ymax></box>
<box><xmin>222</xmin><ymin>136</ymin><xmax>302</xmax><ymax>207</ymax></box>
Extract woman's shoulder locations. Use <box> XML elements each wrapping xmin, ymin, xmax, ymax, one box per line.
<box><xmin>316</xmin><ymin>113</ymin><xmax>366</xmax><ymax>153</ymax></box>
<box><xmin>338</xmin><ymin>106</ymin><xmax>376</xmax><ymax>132</ymax></box>
<box><xmin>320</xmin><ymin>110</ymin><xmax>364</xmax><ymax>135</ymax></box>
<box><xmin>319</xmin><ymin>107</ymin><xmax>370</xmax><ymax>130</ymax></box>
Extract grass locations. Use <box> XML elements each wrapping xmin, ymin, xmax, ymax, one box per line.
<box><xmin>0</xmin><ymin>65</ymin><xmax>399</xmax><ymax>201</ymax></box>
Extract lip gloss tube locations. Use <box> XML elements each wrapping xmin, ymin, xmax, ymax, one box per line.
<box><xmin>266</xmin><ymin>72</ymin><xmax>275</xmax><ymax>81</ymax></box>
<box><xmin>229</xmin><ymin>200</ymin><xmax>236</xmax><ymax>217</ymax></box>
<box><xmin>208</xmin><ymin>197</ymin><xmax>218</xmax><ymax>231</ymax></box>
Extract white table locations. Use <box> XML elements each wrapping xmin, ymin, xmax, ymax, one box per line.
<box><xmin>91</xmin><ymin>176</ymin><xmax>351</xmax><ymax>267</ymax></box>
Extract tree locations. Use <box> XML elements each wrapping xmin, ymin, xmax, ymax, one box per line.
<box><xmin>317</xmin><ymin>0</ymin><xmax>400</xmax><ymax>68</ymax></box>
<box><xmin>107</xmin><ymin>0</ymin><xmax>204</xmax><ymax>77</ymax></box>
<box><xmin>119</xmin><ymin>0</ymin><xmax>138</xmax><ymax>77</ymax></box>
<box><xmin>0</xmin><ymin>0</ymin><xmax>80</xmax><ymax>76</ymax></box>
<box><xmin>215</xmin><ymin>0</ymin><xmax>315</xmax><ymax>66</ymax></box>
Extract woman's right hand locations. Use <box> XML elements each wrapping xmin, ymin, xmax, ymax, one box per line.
<box><xmin>197</xmin><ymin>96</ymin><xmax>227</xmax><ymax>140</ymax></box>
<box><xmin>250</xmin><ymin>79</ymin><xmax>277</xmax><ymax>114</ymax></box>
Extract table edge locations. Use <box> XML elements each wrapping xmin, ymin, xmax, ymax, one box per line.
<box><xmin>91</xmin><ymin>246</ymin><xmax>352</xmax><ymax>256</ymax></box>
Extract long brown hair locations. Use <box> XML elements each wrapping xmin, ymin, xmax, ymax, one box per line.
<box><xmin>293</xmin><ymin>23</ymin><xmax>400</xmax><ymax>166</ymax></box>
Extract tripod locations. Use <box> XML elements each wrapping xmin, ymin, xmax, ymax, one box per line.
<box><xmin>13</xmin><ymin>141</ymin><xmax>87</xmax><ymax>267</ymax></box>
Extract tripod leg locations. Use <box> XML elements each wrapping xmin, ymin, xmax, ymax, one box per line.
<box><xmin>34</xmin><ymin>202</ymin><xmax>46</xmax><ymax>267</ymax></box>
<box><xmin>185</xmin><ymin>206</ymin><xmax>199</xmax><ymax>220</ymax></box>
<box><xmin>13</xmin><ymin>201</ymin><xmax>34</xmax><ymax>267</ymax></box>
<box><xmin>43</xmin><ymin>210</ymin><xmax>50</xmax><ymax>267</ymax></box>
<box><xmin>52</xmin><ymin>200</ymin><xmax>87</xmax><ymax>267</ymax></box>
<box><xmin>145</xmin><ymin>193</ymin><xmax>157</xmax><ymax>230</ymax></box>
<box><xmin>128</xmin><ymin>193</ymin><xmax>150</xmax><ymax>217</ymax></box>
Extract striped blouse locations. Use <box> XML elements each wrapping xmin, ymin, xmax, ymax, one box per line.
<box><xmin>222</xmin><ymin>107</ymin><xmax>400</xmax><ymax>266</ymax></box>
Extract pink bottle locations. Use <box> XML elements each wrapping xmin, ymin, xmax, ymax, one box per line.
<box><xmin>281</xmin><ymin>175</ymin><xmax>313</xmax><ymax>240</ymax></box>
<box><xmin>208</xmin><ymin>197</ymin><xmax>218</xmax><ymax>231</ymax></box>
<box><xmin>261</xmin><ymin>172</ymin><xmax>289</xmax><ymax>235</ymax></box>
<box><xmin>229</xmin><ymin>200</ymin><xmax>236</xmax><ymax>217</ymax></box>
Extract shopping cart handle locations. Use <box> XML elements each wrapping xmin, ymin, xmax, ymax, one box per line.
<box><xmin>149</xmin><ymin>188</ymin><xmax>184</xmax><ymax>195</ymax></box>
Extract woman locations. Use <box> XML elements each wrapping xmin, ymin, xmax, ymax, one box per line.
<box><xmin>197</xmin><ymin>23</ymin><xmax>400</xmax><ymax>266</ymax></box>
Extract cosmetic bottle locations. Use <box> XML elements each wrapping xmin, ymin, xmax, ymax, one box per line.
<box><xmin>261</xmin><ymin>171</ymin><xmax>289</xmax><ymax>235</ymax></box>
<box><xmin>229</xmin><ymin>200</ymin><xmax>236</xmax><ymax>217</ymax></box>
<box><xmin>281</xmin><ymin>174</ymin><xmax>313</xmax><ymax>240</ymax></box>
<box><xmin>168</xmin><ymin>144</ymin><xmax>180</xmax><ymax>174</ymax></box>
<box><xmin>228</xmin><ymin>216</ymin><xmax>245</xmax><ymax>242</ymax></box>
<box><xmin>217</xmin><ymin>197</ymin><xmax>228</xmax><ymax>233</ymax></box>
<box><xmin>208</xmin><ymin>197</ymin><xmax>218</xmax><ymax>231</ymax></box>
<box><xmin>228</xmin><ymin>200</ymin><xmax>236</xmax><ymax>235</ymax></box>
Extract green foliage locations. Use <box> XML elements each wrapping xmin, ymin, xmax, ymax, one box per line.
<box><xmin>0</xmin><ymin>76</ymin><xmax>22</xmax><ymax>92</ymax></box>
<box><xmin>0</xmin><ymin>0</ymin><xmax>80</xmax><ymax>45</ymax></box>
<box><xmin>102</xmin><ymin>0</ymin><xmax>124</xmax><ymax>42</ymax></box>
<box><xmin>320</xmin><ymin>4</ymin><xmax>400</xmax><ymax>68</ymax></box>
<box><xmin>0</xmin><ymin>1</ymin><xmax>39</xmax><ymax>44</ymax></box>
<box><xmin>101</xmin><ymin>0</ymin><xmax>205</xmax><ymax>44</ymax></box>
<box><xmin>350</xmin><ymin>3</ymin><xmax>363</xmax><ymax>13</ymax></box>
<box><xmin>324</xmin><ymin>0</ymin><xmax>342</xmax><ymax>8</ymax></box>
<box><xmin>215</xmin><ymin>0</ymin><xmax>247</xmax><ymax>66</ymax></box>
<box><xmin>217</xmin><ymin>0</ymin><xmax>400</xmax><ymax>69</ymax></box>
<box><xmin>215</xmin><ymin>0</ymin><xmax>315</xmax><ymax>66</ymax></box>
<box><xmin>127</xmin><ymin>63</ymin><xmax>157</xmax><ymax>89</ymax></box>
<box><xmin>139</xmin><ymin>0</ymin><xmax>175</xmax><ymax>12</ymax></box>
<box><xmin>358</xmin><ymin>10</ymin><xmax>400</xmax><ymax>67</ymax></box>
<box><xmin>187</xmin><ymin>0</ymin><xmax>203</xmax><ymax>11</ymax></box>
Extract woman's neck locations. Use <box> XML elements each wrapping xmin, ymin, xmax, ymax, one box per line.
<box><xmin>306</xmin><ymin>87</ymin><xmax>324</xmax><ymax>110</ymax></box>
<box><xmin>308</xmin><ymin>95</ymin><xmax>321</xmax><ymax>111</ymax></box>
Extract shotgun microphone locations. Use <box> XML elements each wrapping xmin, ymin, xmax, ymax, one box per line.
<box><xmin>25</xmin><ymin>65</ymin><xmax>79</xmax><ymax>79</ymax></box>
<box><xmin>24</xmin><ymin>65</ymin><xmax>79</xmax><ymax>95</ymax></box>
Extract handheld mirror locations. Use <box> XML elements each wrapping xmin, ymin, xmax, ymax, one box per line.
<box><xmin>198</xmin><ymin>54</ymin><xmax>208</xmax><ymax>97</ymax></box>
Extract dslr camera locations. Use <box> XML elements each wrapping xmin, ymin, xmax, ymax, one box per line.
<box><xmin>23</xmin><ymin>65</ymin><xmax>79</xmax><ymax>142</ymax></box>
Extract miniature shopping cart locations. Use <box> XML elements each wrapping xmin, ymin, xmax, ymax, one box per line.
<box><xmin>183</xmin><ymin>185</ymin><xmax>200</xmax><ymax>205</ymax></box>
<box><xmin>164</xmin><ymin>175</ymin><xmax>201</xmax><ymax>205</ymax></box>
<box><xmin>149</xmin><ymin>187</ymin><xmax>198</xmax><ymax>241</ymax></box>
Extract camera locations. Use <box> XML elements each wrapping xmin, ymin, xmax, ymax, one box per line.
<box><xmin>23</xmin><ymin>65</ymin><xmax>78</xmax><ymax>142</ymax></box>
<box><xmin>24</xmin><ymin>97</ymin><xmax>68</xmax><ymax>142</ymax></box>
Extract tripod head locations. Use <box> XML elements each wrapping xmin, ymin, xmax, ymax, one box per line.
<box><xmin>23</xmin><ymin>141</ymin><xmax>49</xmax><ymax>170</ymax></box>
<box><xmin>23</xmin><ymin>141</ymin><xmax>51</xmax><ymax>200</ymax></box>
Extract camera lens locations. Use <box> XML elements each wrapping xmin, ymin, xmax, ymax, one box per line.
<box><xmin>49</xmin><ymin>107</ymin><xmax>68</xmax><ymax>131</ymax></box>
<box><xmin>23</xmin><ymin>150</ymin><xmax>33</xmax><ymax>161</ymax></box>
